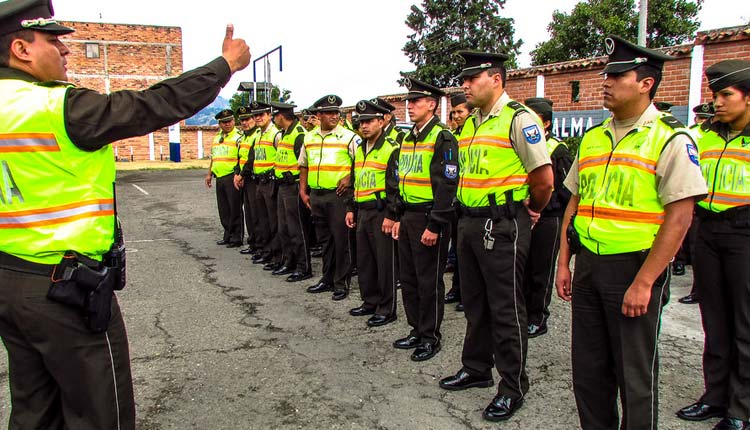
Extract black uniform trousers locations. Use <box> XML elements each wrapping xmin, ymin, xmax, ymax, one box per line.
<box><xmin>277</xmin><ymin>182</ymin><xmax>311</xmax><ymax>273</ymax></box>
<box><xmin>523</xmin><ymin>215</ymin><xmax>561</xmax><ymax>328</ymax></box>
<box><xmin>446</xmin><ymin>218</ymin><xmax>461</xmax><ymax>297</ymax></box>
<box><xmin>215</xmin><ymin>173</ymin><xmax>242</xmax><ymax>244</ymax></box>
<box><xmin>356</xmin><ymin>207</ymin><xmax>397</xmax><ymax>317</ymax></box>
<box><xmin>458</xmin><ymin>211</ymin><xmax>530</xmax><ymax>400</ymax></box>
<box><xmin>256</xmin><ymin>179</ymin><xmax>281</xmax><ymax>263</ymax></box>
<box><xmin>694</xmin><ymin>217</ymin><xmax>750</xmax><ymax>420</ymax></box>
<box><xmin>0</xmin><ymin>260</ymin><xmax>135</xmax><ymax>430</ymax></box>
<box><xmin>241</xmin><ymin>180</ymin><xmax>258</xmax><ymax>247</ymax></box>
<box><xmin>398</xmin><ymin>210</ymin><xmax>448</xmax><ymax>345</ymax></box>
<box><xmin>311</xmin><ymin>189</ymin><xmax>351</xmax><ymax>291</ymax></box>
<box><xmin>571</xmin><ymin>247</ymin><xmax>669</xmax><ymax>430</ymax></box>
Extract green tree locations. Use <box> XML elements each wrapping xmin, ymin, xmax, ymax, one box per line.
<box><xmin>229</xmin><ymin>85</ymin><xmax>293</xmax><ymax>112</ymax></box>
<box><xmin>402</xmin><ymin>0</ymin><xmax>521</xmax><ymax>88</ymax></box>
<box><xmin>531</xmin><ymin>0</ymin><xmax>703</xmax><ymax>66</ymax></box>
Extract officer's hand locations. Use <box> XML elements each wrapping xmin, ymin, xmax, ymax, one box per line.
<box><xmin>421</xmin><ymin>228</ymin><xmax>438</xmax><ymax>247</ymax></box>
<box><xmin>205</xmin><ymin>174</ymin><xmax>212</xmax><ymax>188</ymax></box>
<box><xmin>391</xmin><ymin>222</ymin><xmax>400</xmax><ymax>240</ymax></box>
<box><xmin>555</xmin><ymin>265</ymin><xmax>572</xmax><ymax>302</ymax></box>
<box><xmin>523</xmin><ymin>199</ymin><xmax>541</xmax><ymax>228</ymax></box>
<box><xmin>300</xmin><ymin>191</ymin><xmax>312</xmax><ymax>210</ymax></box>
<box><xmin>233</xmin><ymin>174</ymin><xmax>244</xmax><ymax>190</ymax></box>
<box><xmin>382</xmin><ymin>218</ymin><xmax>395</xmax><ymax>235</ymax></box>
<box><xmin>336</xmin><ymin>175</ymin><xmax>351</xmax><ymax>196</ymax></box>
<box><xmin>345</xmin><ymin>212</ymin><xmax>356</xmax><ymax>229</ymax></box>
<box><xmin>222</xmin><ymin>24</ymin><xmax>251</xmax><ymax>73</ymax></box>
<box><xmin>621</xmin><ymin>281</ymin><xmax>652</xmax><ymax>317</ymax></box>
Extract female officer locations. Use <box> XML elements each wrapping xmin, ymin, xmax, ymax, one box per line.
<box><xmin>677</xmin><ymin>59</ymin><xmax>750</xmax><ymax>430</ymax></box>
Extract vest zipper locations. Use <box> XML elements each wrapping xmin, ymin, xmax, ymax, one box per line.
<box><xmin>707</xmin><ymin>137</ymin><xmax>730</xmax><ymax>211</ymax></box>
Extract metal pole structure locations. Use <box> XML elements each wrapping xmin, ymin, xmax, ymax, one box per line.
<box><xmin>638</xmin><ymin>0</ymin><xmax>648</xmax><ymax>46</ymax></box>
<box><xmin>252</xmin><ymin>46</ymin><xmax>283</xmax><ymax>102</ymax></box>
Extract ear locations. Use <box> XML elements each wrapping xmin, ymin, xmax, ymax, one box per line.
<box><xmin>639</xmin><ymin>76</ymin><xmax>655</xmax><ymax>95</ymax></box>
<box><xmin>9</xmin><ymin>38</ymin><xmax>32</xmax><ymax>62</ymax></box>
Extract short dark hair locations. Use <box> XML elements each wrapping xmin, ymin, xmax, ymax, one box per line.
<box><xmin>729</xmin><ymin>81</ymin><xmax>750</xmax><ymax>98</ymax></box>
<box><xmin>278</xmin><ymin>110</ymin><xmax>295</xmax><ymax>121</ymax></box>
<box><xmin>485</xmin><ymin>65</ymin><xmax>507</xmax><ymax>87</ymax></box>
<box><xmin>635</xmin><ymin>65</ymin><xmax>662</xmax><ymax>100</ymax></box>
<box><xmin>0</xmin><ymin>30</ymin><xmax>34</xmax><ymax>67</ymax></box>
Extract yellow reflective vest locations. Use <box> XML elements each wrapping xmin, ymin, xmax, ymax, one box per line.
<box><xmin>697</xmin><ymin>126</ymin><xmax>750</xmax><ymax>212</ymax></box>
<box><xmin>275</xmin><ymin>122</ymin><xmax>306</xmax><ymax>179</ymax></box>
<box><xmin>210</xmin><ymin>128</ymin><xmax>241</xmax><ymax>177</ymax></box>
<box><xmin>398</xmin><ymin>123</ymin><xmax>447</xmax><ymax>204</ymax></box>
<box><xmin>457</xmin><ymin>103</ymin><xmax>531</xmax><ymax>207</ymax></box>
<box><xmin>238</xmin><ymin>128</ymin><xmax>260</xmax><ymax>169</ymax></box>
<box><xmin>253</xmin><ymin>124</ymin><xmax>280</xmax><ymax>175</ymax></box>
<box><xmin>574</xmin><ymin>114</ymin><xmax>690</xmax><ymax>254</ymax></box>
<box><xmin>354</xmin><ymin>136</ymin><xmax>399</xmax><ymax>203</ymax></box>
<box><xmin>0</xmin><ymin>79</ymin><xmax>115</xmax><ymax>264</ymax></box>
<box><xmin>304</xmin><ymin>126</ymin><xmax>357</xmax><ymax>190</ymax></box>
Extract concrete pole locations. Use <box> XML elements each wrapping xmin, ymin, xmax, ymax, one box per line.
<box><xmin>638</xmin><ymin>0</ymin><xmax>648</xmax><ymax>46</ymax></box>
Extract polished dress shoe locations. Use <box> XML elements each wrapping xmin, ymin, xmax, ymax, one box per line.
<box><xmin>216</xmin><ymin>239</ymin><xmax>229</xmax><ymax>245</ymax></box>
<box><xmin>286</xmin><ymin>271</ymin><xmax>312</xmax><ymax>283</ymax></box>
<box><xmin>411</xmin><ymin>341</ymin><xmax>441</xmax><ymax>361</ymax></box>
<box><xmin>252</xmin><ymin>255</ymin><xmax>270</xmax><ymax>264</ymax></box>
<box><xmin>445</xmin><ymin>291</ymin><xmax>461</xmax><ymax>304</ymax></box>
<box><xmin>332</xmin><ymin>289</ymin><xmax>348</xmax><ymax>301</ymax></box>
<box><xmin>483</xmin><ymin>395</ymin><xmax>523</xmax><ymax>422</ymax></box>
<box><xmin>226</xmin><ymin>241</ymin><xmax>242</xmax><ymax>248</ymax></box>
<box><xmin>393</xmin><ymin>335</ymin><xmax>420</xmax><ymax>349</ymax></box>
<box><xmin>306</xmin><ymin>281</ymin><xmax>333</xmax><ymax>294</ymax></box>
<box><xmin>272</xmin><ymin>265</ymin><xmax>294</xmax><ymax>276</ymax></box>
<box><xmin>239</xmin><ymin>247</ymin><xmax>254</xmax><ymax>255</ymax></box>
<box><xmin>714</xmin><ymin>418</ymin><xmax>750</xmax><ymax>430</ymax></box>
<box><xmin>679</xmin><ymin>293</ymin><xmax>699</xmax><ymax>304</ymax></box>
<box><xmin>455</xmin><ymin>303</ymin><xmax>464</xmax><ymax>312</ymax></box>
<box><xmin>263</xmin><ymin>262</ymin><xmax>282</xmax><ymax>271</ymax></box>
<box><xmin>349</xmin><ymin>305</ymin><xmax>375</xmax><ymax>316</ymax></box>
<box><xmin>673</xmin><ymin>263</ymin><xmax>686</xmax><ymax>276</ymax></box>
<box><xmin>676</xmin><ymin>402</ymin><xmax>726</xmax><ymax>421</ymax></box>
<box><xmin>439</xmin><ymin>370</ymin><xmax>494</xmax><ymax>391</ymax></box>
<box><xmin>367</xmin><ymin>314</ymin><xmax>396</xmax><ymax>327</ymax></box>
<box><xmin>528</xmin><ymin>323</ymin><xmax>548</xmax><ymax>338</ymax></box>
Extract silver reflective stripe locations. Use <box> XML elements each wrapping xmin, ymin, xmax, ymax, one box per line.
<box><xmin>0</xmin><ymin>135</ymin><xmax>59</xmax><ymax>150</ymax></box>
<box><xmin>610</xmin><ymin>156</ymin><xmax>656</xmax><ymax>171</ymax></box>
<box><xmin>0</xmin><ymin>202</ymin><xmax>114</xmax><ymax>227</ymax></box>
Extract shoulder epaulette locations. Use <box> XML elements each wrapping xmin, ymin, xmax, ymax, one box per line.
<box><xmin>506</xmin><ymin>101</ymin><xmax>524</xmax><ymax>111</ymax></box>
<box><xmin>385</xmin><ymin>136</ymin><xmax>398</xmax><ymax>147</ymax></box>
<box><xmin>659</xmin><ymin>115</ymin><xmax>685</xmax><ymax>130</ymax></box>
<box><xmin>296</xmin><ymin>125</ymin><xmax>305</xmax><ymax>133</ymax></box>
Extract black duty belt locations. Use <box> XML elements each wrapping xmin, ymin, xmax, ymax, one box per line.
<box><xmin>311</xmin><ymin>188</ymin><xmax>336</xmax><ymax>196</ymax></box>
<box><xmin>357</xmin><ymin>201</ymin><xmax>381</xmax><ymax>210</ymax></box>
<box><xmin>403</xmin><ymin>202</ymin><xmax>433</xmax><ymax>212</ymax></box>
<box><xmin>460</xmin><ymin>202</ymin><xmax>522</xmax><ymax>219</ymax></box>
<box><xmin>0</xmin><ymin>251</ymin><xmax>56</xmax><ymax>277</ymax></box>
<box><xmin>695</xmin><ymin>204</ymin><xmax>750</xmax><ymax>221</ymax></box>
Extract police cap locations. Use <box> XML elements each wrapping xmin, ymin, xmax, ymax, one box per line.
<box><xmin>654</xmin><ymin>101</ymin><xmax>673</xmax><ymax>112</ymax></box>
<box><xmin>235</xmin><ymin>105</ymin><xmax>253</xmax><ymax>120</ymax></box>
<box><xmin>692</xmin><ymin>102</ymin><xmax>715</xmax><ymax>118</ymax></box>
<box><xmin>355</xmin><ymin>99</ymin><xmax>390</xmax><ymax>121</ymax></box>
<box><xmin>601</xmin><ymin>35</ymin><xmax>675</xmax><ymax>75</ymax></box>
<box><xmin>524</xmin><ymin>97</ymin><xmax>553</xmax><ymax>118</ymax></box>
<box><xmin>0</xmin><ymin>0</ymin><xmax>74</xmax><ymax>37</ymax></box>
<box><xmin>313</xmin><ymin>94</ymin><xmax>343</xmax><ymax>112</ymax></box>
<box><xmin>450</xmin><ymin>92</ymin><xmax>467</xmax><ymax>106</ymax></box>
<box><xmin>268</xmin><ymin>101</ymin><xmax>296</xmax><ymax>116</ymax></box>
<box><xmin>214</xmin><ymin>109</ymin><xmax>234</xmax><ymax>122</ymax></box>
<box><xmin>455</xmin><ymin>50</ymin><xmax>509</xmax><ymax>78</ymax></box>
<box><xmin>402</xmin><ymin>76</ymin><xmax>445</xmax><ymax>101</ymax></box>
<box><xmin>705</xmin><ymin>60</ymin><xmax>750</xmax><ymax>92</ymax></box>
<box><xmin>370</xmin><ymin>97</ymin><xmax>397</xmax><ymax>112</ymax></box>
<box><xmin>249</xmin><ymin>100</ymin><xmax>272</xmax><ymax>115</ymax></box>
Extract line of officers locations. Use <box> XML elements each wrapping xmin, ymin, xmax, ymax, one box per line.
<box><xmin>204</xmin><ymin>40</ymin><xmax>750</xmax><ymax>429</ymax></box>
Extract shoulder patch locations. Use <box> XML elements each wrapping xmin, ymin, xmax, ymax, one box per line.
<box><xmin>522</xmin><ymin>124</ymin><xmax>542</xmax><ymax>144</ymax></box>
<box><xmin>444</xmin><ymin>163</ymin><xmax>458</xmax><ymax>179</ymax></box>
<box><xmin>660</xmin><ymin>115</ymin><xmax>685</xmax><ymax>129</ymax></box>
<box><xmin>686</xmin><ymin>142</ymin><xmax>700</xmax><ymax>166</ymax></box>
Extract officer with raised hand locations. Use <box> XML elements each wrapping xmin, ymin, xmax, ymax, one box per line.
<box><xmin>299</xmin><ymin>94</ymin><xmax>359</xmax><ymax>301</ymax></box>
<box><xmin>346</xmin><ymin>99</ymin><xmax>400</xmax><ymax>327</ymax></box>
<box><xmin>555</xmin><ymin>36</ymin><xmax>706</xmax><ymax>429</ymax></box>
<box><xmin>438</xmin><ymin>50</ymin><xmax>553</xmax><ymax>423</ymax></box>
<box><xmin>0</xmin><ymin>1</ymin><xmax>250</xmax><ymax>427</ymax></box>
<box><xmin>206</xmin><ymin>108</ymin><xmax>243</xmax><ymax>247</ymax></box>
<box><xmin>390</xmin><ymin>76</ymin><xmax>458</xmax><ymax>362</ymax></box>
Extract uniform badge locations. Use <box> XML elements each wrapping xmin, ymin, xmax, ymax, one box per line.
<box><xmin>523</xmin><ymin>125</ymin><xmax>542</xmax><ymax>144</ymax></box>
<box><xmin>686</xmin><ymin>142</ymin><xmax>699</xmax><ymax>166</ymax></box>
<box><xmin>356</xmin><ymin>101</ymin><xmax>366</xmax><ymax>112</ymax></box>
<box><xmin>404</xmin><ymin>78</ymin><xmax>412</xmax><ymax>90</ymax></box>
<box><xmin>444</xmin><ymin>163</ymin><xmax>458</xmax><ymax>179</ymax></box>
<box><xmin>327</xmin><ymin>95</ymin><xmax>337</xmax><ymax>105</ymax></box>
<box><xmin>605</xmin><ymin>37</ymin><xmax>615</xmax><ymax>55</ymax></box>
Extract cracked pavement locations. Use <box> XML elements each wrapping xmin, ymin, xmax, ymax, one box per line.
<box><xmin>0</xmin><ymin>169</ymin><xmax>711</xmax><ymax>429</ymax></box>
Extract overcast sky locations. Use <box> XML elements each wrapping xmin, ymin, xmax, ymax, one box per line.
<box><xmin>53</xmin><ymin>0</ymin><xmax>747</xmax><ymax>108</ymax></box>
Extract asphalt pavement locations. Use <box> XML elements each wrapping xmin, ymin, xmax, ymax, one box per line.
<box><xmin>0</xmin><ymin>169</ymin><xmax>710</xmax><ymax>429</ymax></box>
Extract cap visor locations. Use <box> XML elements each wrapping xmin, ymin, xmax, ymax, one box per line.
<box><xmin>601</xmin><ymin>63</ymin><xmax>639</xmax><ymax>75</ymax></box>
<box><xmin>315</xmin><ymin>107</ymin><xmax>340</xmax><ymax>112</ymax></box>
<box><xmin>35</xmin><ymin>23</ymin><xmax>75</xmax><ymax>35</ymax></box>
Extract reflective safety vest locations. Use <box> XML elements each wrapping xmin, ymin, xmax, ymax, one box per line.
<box><xmin>238</xmin><ymin>128</ymin><xmax>260</xmax><ymax>169</ymax></box>
<box><xmin>0</xmin><ymin>79</ymin><xmax>115</xmax><ymax>264</ymax></box>
<box><xmin>697</xmin><ymin>128</ymin><xmax>750</xmax><ymax>212</ymax></box>
<box><xmin>304</xmin><ymin>126</ymin><xmax>357</xmax><ymax>190</ymax></box>
<box><xmin>354</xmin><ymin>136</ymin><xmax>399</xmax><ymax>203</ymax></box>
<box><xmin>253</xmin><ymin>124</ymin><xmax>279</xmax><ymax>174</ymax></box>
<box><xmin>574</xmin><ymin>115</ymin><xmax>689</xmax><ymax>255</ymax></box>
<box><xmin>386</xmin><ymin>123</ymin><xmax>405</xmax><ymax>144</ymax></box>
<box><xmin>547</xmin><ymin>136</ymin><xmax>567</xmax><ymax>155</ymax></box>
<box><xmin>275</xmin><ymin>122</ymin><xmax>306</xmax><ymax>179</ymax></box>
<box><xmin>457</xmin><ymin>103</ymin><xmax>531</xmax><ymax>207</ymax></box>
<box><xmin>398</xmin><ymin>123</ymin><xmax>447</xmax><ymax>204</ymax></box>
<box><xmin>210</xmin><ymin>128</ymin><xmax>241</xmax><ymax>177</ymax></box>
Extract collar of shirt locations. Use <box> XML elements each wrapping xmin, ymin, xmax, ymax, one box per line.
<box><xmin>409</xmin><ymin>115</ymin><xmax>439</xmax><ymax>142</ymax></box>
<box><xmin>282</xmin><ymin>119</ymin><xmax>300</xmax><ymax>137</ymax></box>
<box><xmin>0</xmin><ymin>67</ymin><xmax>39</xmax><ymax>82</ymax></box>
<box><xmin>364</xmin><ymin>130</ymin><xmax>387</xmax><ymax>154</ymax></box>
<box><xmin>606</xmin><ymin>104</ymin><xmax>661</xmax><ymax>137</ymax></box>
<box><xmin>706</xmin><ymin>115</ymin><xmax>750</xmax><ymax>140</ymax></box>
<box><xmin>316</xmin><ymin>124</ymin><xmax>344</xmax><ymax>139</ymax></box>
<box><xmin>477</xmin><ymin>92</ymin><xmax>511</xmax><ymax>125</ymax></box>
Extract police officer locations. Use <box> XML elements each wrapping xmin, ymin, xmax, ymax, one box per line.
<box><xmin>346</xmin><ymin>100</ymin><xmax>400</xmax><ymax>327</ymax></box>
<box><xmin>299</xmin><ymin>94</ymin><xmax>359</xmax><ymax>300</ymax></box>
<box><xmin>371</xmin><ymin>97</ymin><xmax>405</xmax><ymax>144</ymax></box>
<box><xmin>555</xmin><ymin>36</ymin><xmax>707</xmax><ymax>429</ymax></box>
<box><xmin>444</xmin><ymin>91</ymin><xmax>471</xmax><ymax>311</ymax></box>
<box><xmin>522</xmin><ymin>97</ymin><xmax>573</xmax><ymax>338</ymax></box>
<box><xmin>270</xmin><ymin>101</ymin><xmax>313</xmax><ymax>282</ymax></box>
<box><xmin>676</xmin><ymin>60</ymin><xmax>750</xmax><ymax>430</ymax></box>
<box><xmin>0</xmin><ymin>1</ymin><xmax>250</xmax><ymax>427</ymax></box>
<box><xmin>692</xmin><ymin>102</ymin><xmax>715</xmax><ymax>126</ymax></box>
<box><xmin>233</xmin><ymin>105</ymin><xmax>262</xmax><ymax>254</ymax></box>
<box><xmin>438</xmin><ymin>51</ymin><xmax>553</xmax><ymax>423</ymax></box>
<box><xmin>249</xmin><ymin>101</ymin><xmax>282</xmax><ymax>269</ymax></box>
<box><xmin>390</xmin><ymin>77</ymin><xmax>458</xmax><ymax>361</ymax></box>
<box><xmin>206</xmin><ymin>109</ymin><xmax>243</xmax><ymax>247</ymax></box>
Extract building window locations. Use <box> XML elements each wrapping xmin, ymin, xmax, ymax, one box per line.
<box><xmin>85</xmin><ymin>43</ymin><xmax>100</xmax><ymax>59</ymax></box>
<box><xmin>570</xmin><ymin>80</ymin><xmax>580</xmax><ymax>103</ymax></box>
